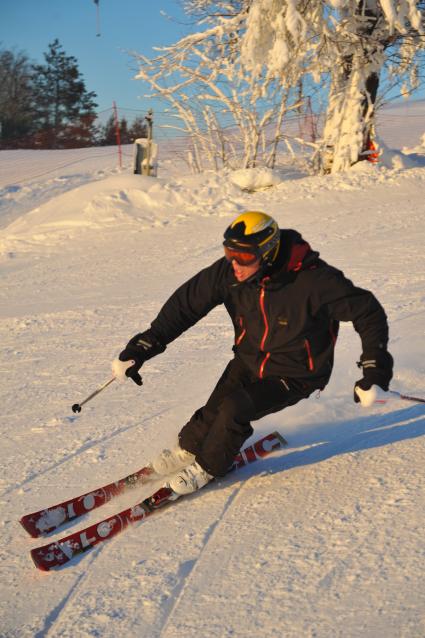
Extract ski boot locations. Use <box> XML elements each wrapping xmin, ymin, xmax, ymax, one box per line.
<box><xmin>167</xmin><ymin>461</ymin><xmax>213</xmax><ymax>496</ymax></box>
<box><xmin>151</xmin><ymin>443</ymin><xmax>195</xmax><ymax>476</ymax></box>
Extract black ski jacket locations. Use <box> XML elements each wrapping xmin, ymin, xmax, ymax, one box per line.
<box><xmin>148</xmin><ymin>230</ymin><xmax>389</xmax><ymax>390</ymax></box>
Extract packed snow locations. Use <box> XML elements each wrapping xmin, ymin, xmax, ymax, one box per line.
<box><xmin>0</xmin><ymin>115</ymin><xmax>424</xmax><ymax>637</ymax></box>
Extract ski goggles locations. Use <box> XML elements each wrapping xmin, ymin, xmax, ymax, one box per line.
<box><xmin>223</xmin><ymin>245</ymin><xmax>259</xmax><ymax>266</ymax></box>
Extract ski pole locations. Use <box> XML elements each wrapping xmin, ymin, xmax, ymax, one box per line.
<box><xmin>389</xmin><ymin>390</ymin><xmax>425</xmax><ymax>404</ymax></box>
<box><xmin>72</xmin><ymin>377</ymin><xmax>116</xmax><ymax>413</ymax></box>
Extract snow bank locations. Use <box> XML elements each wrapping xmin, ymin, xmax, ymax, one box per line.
<box><xmin>2</xmin><ymin>151</ymin><xmax>425</xmax><ymax>260</ymax></box>
<box><xmin>403</xmin><ymin>131</ymin><xmax>425</xmax><ymax>155</ymax></box>
<box><xmin>0</xmin><ymin>172</ymin><xmax>243</xmax><ymax>256</ymax></box>
<box><xmin>228</xmin><ymin>167</ymin><xmax>284</xmax><ymax>191</ymax></box>
<box><xmin>375</xmin><ymin>137</ymin><xmax>425</xmax><ymax>170</ymax></box>
<box><xmin>0</xmin><ymin>146</ymin><xmax>131</xmax><ymax>189</ymax></box>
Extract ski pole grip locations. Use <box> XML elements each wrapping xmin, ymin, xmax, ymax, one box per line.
<box><xmin>355</xmin><ymin>384</ymin><xmax>391</xmax><ymax>407</ymax></box>
<box><xmin>111</xmin><ymin>358</ymin><xmax>136</xmax><ymax>381</ymax></box>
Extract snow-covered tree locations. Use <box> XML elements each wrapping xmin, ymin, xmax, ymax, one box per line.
<box><xmin>136</xmin><ymin>0</ymin><xmax>423</xmax><ymax>173</ymax></box>
<box><xmin>237</xmin><ymin>0</ymin><xmax>425</xmax><ymax>172</ymax></box>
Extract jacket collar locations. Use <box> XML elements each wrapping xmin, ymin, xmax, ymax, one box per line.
<box><xmin>228</xmin><ymin>229</ymin><xmax>319</xmax><ymax>287</ymax></box>
<box><xmin>266</xmin><ymin>229</ymin><xmax>318</xmax><ymax>279</ymax></box>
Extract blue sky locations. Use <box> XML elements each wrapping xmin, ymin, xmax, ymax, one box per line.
<box><xmin>1</xmin><ymin>0</ymin><xmax>187</xmax><ymax>114</ymax></box>
<box><xmin>2</xmin><ymin>0</ymin><xmax>423</xmax><ymax>129</ymax></box>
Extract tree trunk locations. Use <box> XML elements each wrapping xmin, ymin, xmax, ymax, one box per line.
<box><xmin>321</xmin><ymin>2</ymin><xmax>382</xmax><ymax>173</ymax></box>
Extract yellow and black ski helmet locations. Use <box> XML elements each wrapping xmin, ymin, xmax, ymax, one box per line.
<box><xmin>223</xmin><ymin>211</ymin><xmax>280</xmax><ymax>265</ymax></box>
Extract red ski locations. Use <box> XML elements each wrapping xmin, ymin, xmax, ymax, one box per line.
<box><xmin>20</xmin><ymin>465</ymin><xmax>156</xmax><ymax>538</ymax></box>
<box><xmin>30</xmin><ymin>431</ymin><xmax>287</xmax><ymax>571</ymax></box>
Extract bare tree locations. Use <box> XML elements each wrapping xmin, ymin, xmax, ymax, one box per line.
<box><xmin>133</xmin><ymin>5</ymin><xmax>305</xmax><ymax>172</ymax></box>
<box><xmin>0</xmin><ymin>48</ymin><xmax>34</xmax><ymax>147</ymax></box>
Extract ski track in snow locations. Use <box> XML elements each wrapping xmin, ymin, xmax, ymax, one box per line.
<box><xmin>38</xmin><ymin>463</ymin><xmax>273</xmax><ymax>638</ymax></box>
<box><xmin>157</xmin><ymin>480</ymin><xmax>247</xmax><ymax>637</ymax></box>
<box><xmin>34</xmin><ymin>547</ymin><xmax>104</xmax><ymax>638</ymax></box>
<box><xmin>153</xmin><ymin>420</ymin><xmax>425</xmax><ymax>638</ymax></box>
<box><xmin>1</xmin><ymin>135</ymin><xmax>425</xmax><ymax>638</ymax></box>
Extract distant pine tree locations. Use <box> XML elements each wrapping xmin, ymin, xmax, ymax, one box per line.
<box><xmin>128</xmin><ymin>116</ymin><xmax>147</xmax><ymax>141</ymax></box>
<box><xmin>100</xmin><ymin>114</ymin><xmax>118</xmax><ymax>146</ymax></box>
<box><xmin>32</xmin><ymin>39</ymin><xmax>98</xmax><ymax>148</ymax></box>
<box><xmin>119</xmin><ymin>117</ymin><xmax>130</xmax><ymax>144</ymax></box>
<box><xmin>99</xmin><ymin>114</ymin><xmax>144</xmax><ymax>146</ymax></box>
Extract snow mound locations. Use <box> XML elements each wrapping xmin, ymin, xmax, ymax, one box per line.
<box><xmin>1</xmin><ymin>153</ymin><xmax>423</xmax><ymax>260</ymax></box>
<box><xmin>0</xmin><ymin>175</ymin><xmax>161</xmax><ymax>251</ymax></box>
<box><xmin>0</xmin><ymin>172</ymin><xmax>243</xmax><ymax>256</ymax></box>
<box><xmin>229</xmin><ymin>167</ymin><xmax>283</xmax><ymax>191</ymax></box>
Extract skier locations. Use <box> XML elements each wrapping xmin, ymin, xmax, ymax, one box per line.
<box><xmin>115</xmin><ymin>211</ymin><xmax>393</xmax><ymax>497</ymax></box>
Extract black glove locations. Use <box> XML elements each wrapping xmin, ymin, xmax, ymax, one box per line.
<box><xmin>354</xmin><ymin>350</ymin><xmax>393</xmax><ymax>403</ymax></box>
<box><xmin>119</xmin><ymin>330</ymin><xmax>166</xmax><ymax>386</ymax></box>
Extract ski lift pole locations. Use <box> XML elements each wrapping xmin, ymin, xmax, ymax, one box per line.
<box><xmin>93</xmin><ymin>0</ymin><xmax>101</xmax><ymax>37</ymax></box>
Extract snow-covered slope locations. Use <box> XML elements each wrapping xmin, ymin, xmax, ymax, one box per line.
<box><xmin>378</xmin><ymin>98</ymin><xmax>425</xmax><ymax>149</ymax></box>
<box><xmin>0</xmin><ymin>144</ymin><xmax>424</xmax><ymax>637</ymax></box>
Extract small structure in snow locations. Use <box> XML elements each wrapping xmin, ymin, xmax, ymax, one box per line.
<box><xmin>133</xmin><ymin>138</ymin><xmax>158</xmax><ymax>177</ymax></box>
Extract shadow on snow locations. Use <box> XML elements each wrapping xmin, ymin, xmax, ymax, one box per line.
<box><xmin>262</xmin><ymin>403</ymin><xmax>425</xmax><ymax>475</ymax></box>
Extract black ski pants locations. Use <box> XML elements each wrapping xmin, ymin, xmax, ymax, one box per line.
<box><xmin>178</xmin><ymin>357</ymin><xmax>313</xmax><ymax>477</ymax></box>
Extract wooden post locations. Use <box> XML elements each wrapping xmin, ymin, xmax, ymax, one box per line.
<box><xmin>113</xmin><ymin>101</ymin><xmax>122</xmax><ymax>169</ymax></box>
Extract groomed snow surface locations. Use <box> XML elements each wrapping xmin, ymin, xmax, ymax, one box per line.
<box><xmin>1</xmin><ymin>122</ymin><xmax>425</xmax><ymax>637</ymax></box>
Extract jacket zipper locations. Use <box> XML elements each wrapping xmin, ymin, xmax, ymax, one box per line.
<box><xmin>259</xmin><ymin>352</ymin><xmax>270</xmax><ymax>378</ymax></box>
<box><xmin>235</xmin><ymin>316</ymin><xmax>246</xmax><ymax>346</ymax></box>
<box><xmin>259</xmin><ymin>282</ymin><xmax>270</xmax><ymax>378</ymax></box>
<box><xmin>304</xmin><ymin>338</ymin><xmax>314</xmax><ymax>371</ymax></box>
